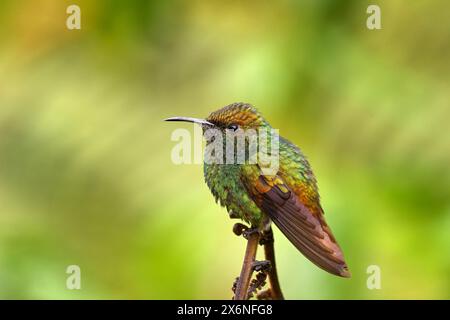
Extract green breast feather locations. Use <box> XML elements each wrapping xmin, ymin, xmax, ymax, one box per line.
<box><xmin>203</xmin><ymin>137</ymin><xmax>319</xmax><ymax>227</ymax></box>
<box><xmin>203</xmin><ymin>163</ymin><xmax>264</xmax><ymax>226</ymax></box>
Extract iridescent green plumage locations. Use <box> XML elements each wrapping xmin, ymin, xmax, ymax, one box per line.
<box><xmin>203</xmin><ymin>103</ymin><xmax>318</xmax><ymax>227</ymax></box>
<box><xmin>167</xmin><ymin>103</ymin><xmax>350</xmax><ymax>277</ymax></box>
<box><xmin>203</xmin><ymin>133</ymin><xmax>317</xmax><ymax>228</ymax></box>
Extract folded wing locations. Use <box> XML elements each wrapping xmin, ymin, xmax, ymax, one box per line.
<box><xmin>242</xmin><ymin>173</ymin><xmax>350</xmax><ymax>277</ymax></box>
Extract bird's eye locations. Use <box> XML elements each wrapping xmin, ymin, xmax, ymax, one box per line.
<box><xmin>228</xmin><ymin>124</ymin><xmax>238</xmax><ymax>131</ymax></box>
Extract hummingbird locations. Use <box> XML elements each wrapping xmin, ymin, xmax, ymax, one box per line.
<box><xmin>165</xmin><ymin>103</ymin><xmax>350</xmax><ymax>278</ymax></box>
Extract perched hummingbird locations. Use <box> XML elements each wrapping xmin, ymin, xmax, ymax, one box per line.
<box><xmin>166</xmin><ymin>103</ymin><xmax>350</xmax><ymax>278</ymax></box>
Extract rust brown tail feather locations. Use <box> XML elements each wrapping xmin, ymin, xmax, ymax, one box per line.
<box><xmin>258</xmin><ymin>179</ymin><xmax>351</xmax><ymax>278</ymax></box>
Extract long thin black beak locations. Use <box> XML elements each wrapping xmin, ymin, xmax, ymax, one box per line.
<box><xmin>164</xmin><ymin>117</ymin><xmax>214</xmax><ymax>127</ymax></box>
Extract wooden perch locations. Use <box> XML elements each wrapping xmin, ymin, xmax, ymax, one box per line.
<box><xmin>232</xmin><ymin>224</ymin><xmax>284</xmax><ymax>300</ymax></box>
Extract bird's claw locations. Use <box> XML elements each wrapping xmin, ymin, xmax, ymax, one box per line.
<box><xmin>243</xmin><ymin>227</ymin><xmax>260</xmax><ymax>240</ymax></box>
<box><xmin>232</xmin><ymin>223</ymin><xmax>248</xmax><ymax>236</ymax></box>
<box><xmin>232</xmin><ymin>223</ymin><xmax>260</xmax><ymax>239</ymax></box>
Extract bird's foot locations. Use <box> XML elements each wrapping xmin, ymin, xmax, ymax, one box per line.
<box><xmin>232</xmin><ymin>223</ymin><xmax>248</xmax><ymax>236</ymax></box>
<box><xmin>243</xmin><ymin>227</ymin><xmax>260</xmax><ymax>240</ymax></box>
<box><xmin>232</xmin><ymin>223</ymin><xmax>260</xmax><ymax>239</ymax></box>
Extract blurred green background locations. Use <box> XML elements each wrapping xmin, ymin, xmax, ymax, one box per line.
<box><xmin>0</xmin><ymin>0</ymin><xmax>449</xmax><ymax>299</ymax></box>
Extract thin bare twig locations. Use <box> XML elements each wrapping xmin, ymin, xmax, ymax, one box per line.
<box><xmin>232</xmin><ymin>224</ymin><xmax>284</xmax><ymax>300</ymax></box>
<box><xmin>259</xmin><ymin>227</ymin><xmax>284</xmax><ymax>300</ymax></box>
<box><xmin>233</xmin><ymin>229</ymin><xmax>260</xmax><ymax>300</ymax></box>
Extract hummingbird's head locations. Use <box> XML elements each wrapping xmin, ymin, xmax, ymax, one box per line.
<box><xmin>165</xmin><ymin>102</ymin><xmax>268</xmax><ymax>131</ymax></box>
<box><xmin>166</xmin><ymin>103</ymin><xmax>278</xmax><ymax>170</ymax></box>
<box><xmin>206</xmin><ymin>103</ymin><xmax>268</xmax><ymax>131</ymax></box>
